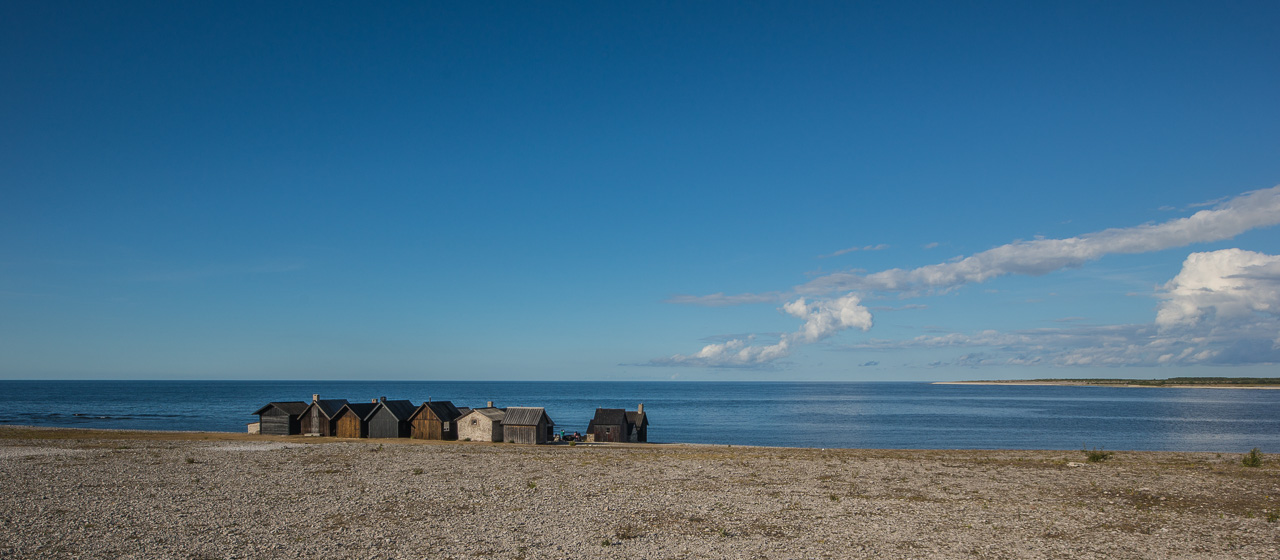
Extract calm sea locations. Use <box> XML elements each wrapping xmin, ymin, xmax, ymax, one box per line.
<box><xmin>0</xmin><ymin>380</ymin><xmax>1277</xmax><ymax>453</ymax></box>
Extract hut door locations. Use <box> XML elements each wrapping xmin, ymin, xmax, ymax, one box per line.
<box><xmin>311</xmin><ymin>412</ymin><xmax>320</xmax><ymax>435</ymax></box>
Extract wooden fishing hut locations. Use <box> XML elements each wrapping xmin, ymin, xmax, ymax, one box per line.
<box><xmin>408</xmin><ymin>400</ymin><xmax>462</xmax><ymax>440</ymax></box>
<box><xmin>367</xmin><ymin>397</ymin><xmax>418</xmax><ymax>438</ymax></box>
<box><xmin>251</xmin><ymin>402</ymin><xmax>308</xmax><ymax>435</ymax></box>
<box><xmin>298</xmin><ymin>394</ymin><xmax>350</xmax><ymax>437</ymax></box>
<box><xmin>502</xmin><ymin>407</ymin><xmax>554</xmax><ymax>445</ymax></box>
<box><xmin>627</xmin><ymin>404</ymin><xmax>648</xmax><ymax>442</ymax></box>
<box><xmin>587</xmin><ymin>408</ymin><xmax>628</xmax><ymax>443</ymax></box>
<box><xmin>456</xmin><ymin>405</ymin><xmax>505</xmax><ymax>442</ymax></box>
<box><xmin>333</xmin><ymin>401</ymin><xmax>378</xmax><ymax>438</ymax></box>
<box><xmin>587</xmin><ymin>404</ymin><xmax>647</xmax><ymax>443</ymax></box>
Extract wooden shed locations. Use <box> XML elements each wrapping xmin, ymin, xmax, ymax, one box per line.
<box><xmin>502</xmin><ymin>407</ymin><xmax>553</xmax><ymax>445</ymax></box>
<box><xmin>408</xmin><ymin>401</ymin><xmax>462</xmax><ymax>440</ymax></box>
<box><xmin>456</xmin><ymin>407</ymin><xmax>505</xmax><ymax>442</ymax></box>
<box><xmin>627</xmin><ymin>404</ymin><xmax>648</xmax><ymax>443</ymax></box>
<box><xmin>297</xmin><ymin>394</ymin><xmax>350</xmax><ymax>437</ymax></box>
<box><xmin>367</xmin><ymin>398</ymin><xmax>418</xmax><ymax>438</ymax></box>
<box><xmin>251</xmin><ymin>401</ymin><xmax>308</xmax><ymax>436</ymax></box>
<box><xmin>333</xmin><ymin>401</ymin><xmax>378</xmax><ymax>438</ymax></box>
<box><xmin>587</xmin><ymin>408</ymin><xmax>629</xmax><ymax>443</ymax></box>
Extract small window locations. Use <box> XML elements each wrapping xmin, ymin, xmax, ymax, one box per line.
<box><xmin>443</xmin><ymin>424</ymin><xmax>450</xmax><ymax>431</ymax></box>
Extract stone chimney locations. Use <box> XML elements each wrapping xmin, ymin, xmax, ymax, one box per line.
<box><xmin>312</xmin><ymin>394</ymin><xmax>320</xmax><ymax>403</ymax></box>
<box><xmin>638</xmin><ymin>403</ymin><xmax>644</xmax><ymax>414</ymax></box>
<box><xmin>380</xmin><ymin>396</ymin><xmax>387</xmax><ymax>402</ymax></box>
<box><xmin>371</xmin><ymin>398</ymin><xmax>378</xmax><ymax>403</ymax></box>
<box><xmin>487</xmin><ymin>401</ymin><xmax>494</xmax><ymax>408</ymax></box>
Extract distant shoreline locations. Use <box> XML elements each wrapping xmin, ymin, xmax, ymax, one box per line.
<box><xmin>937</xmin><ymin>378</ymin><xmax>1280</xmax><ymax>389</ymax></box>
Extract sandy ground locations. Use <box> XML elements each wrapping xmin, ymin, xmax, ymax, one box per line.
<box><xmin>1</xmin><ymin>427</ymin><xmax>1277</xmax><ymax>559</ymax></box>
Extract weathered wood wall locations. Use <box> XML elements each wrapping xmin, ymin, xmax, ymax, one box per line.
<box><xmin>504</xmin><ymin>421</ymin><xmax>547</xmax><ymax>445</ymax></box>
<box><xmin>368</xmin><ymin>408</ymin><xmax>408</xmax><ymax>438</ymax></box>
<box><xmin>301</xmin><ymin>407</ymin><xmax>333</xmax><ymax>436</ymax></box>
<box><xmin>334</xmin><ymin>409</ymin><xmax>364</xmax><ymax>438</ymax></box>
<box><xmin>258</xmin><ymin>408</ymin><xmax>297</xmax><ymax>436</ymax></box>
<box><xmin>592</xmin><ymin>423</ymin><xmax>625</xmax><ymax>443</ymax></box>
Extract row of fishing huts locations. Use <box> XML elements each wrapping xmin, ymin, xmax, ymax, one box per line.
<box><xmin>251</xmin><ymin>394</ymin><xmax>648</xmax><ymax>444</ymax></box>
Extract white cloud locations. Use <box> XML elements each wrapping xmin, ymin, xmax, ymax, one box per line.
<box><xmin>662</xmin><ymin>292</ymin><xmax>784</xmax><ymax>306</ymax></box>
<box><xmin>850</xmin><ymin>250</ymin><xmax>1280</xmax><ymax>367</ymax></box>
<box><xmin>819</xmin><ymin>244</ymin><xmax>889</xmax><ymax>258</ymax></box>
<box><xmin>783</xmin><ymin>293</ymin><xmax>873</xmax><ymax>342</ymax></box>
<box><xmin>799</xmin><ymin>185</ymin><xmax>1280</xmax><ymax>296</ymax></box>
<box><xmin>1155</xmin><ymin>249</ymin><xmax>1280</xmax><ymax>329</ymax></box>
<box><xmin>654</xmin><ymin>185</ymin><xmax>1280</xmax><ymax>369</ymax></box>
<box><xmin>651</xmin><ymin>293</ymin><xmax>871</xmax><ymax>367</ymax></box>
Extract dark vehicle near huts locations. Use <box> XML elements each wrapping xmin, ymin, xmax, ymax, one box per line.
<box><xmin>252</xmin><ymin>401</ymin><xmax>309</xmax><ymax>435</ymax></box>
<box><xmin>297</xmin><ymin>394</ymin><xmax>350</xmax><ymax>436</ymax></box>
<box><xmin>502</xmin><ymin>407</ymin><xmax>554</xmax><ymax>445</ymax></box>
<box><xmin>408</xmin><ymin>400</ymin><xmax>462</xmax><ymax>440</ymax></box>
<box><xmin>367</xmin><ymin>398</ymin><xmax>418</xmax><ymax>438</ymax></box>
<box><xmin>333</xmin><ymin>401</ymin><xmax>378</xmax><ymax>438</ymax></box>
<box><xmin>587</xmin><ymin>404</ymin><xmax>647</xmax><ymax>443</ymax></box>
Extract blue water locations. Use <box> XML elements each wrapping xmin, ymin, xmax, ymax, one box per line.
<box><xmin>1</xmin><ymin>380</ymin><xmax>1277</xmax><ymax>452</ymax></box>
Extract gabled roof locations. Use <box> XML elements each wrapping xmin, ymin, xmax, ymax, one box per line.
<box><xmin>455</xmin><ymin>407</ymin><xmax>472</xmax><ymax>418</ymax></box>
<box><xmin>302</xmin><ymin>399</ymin><xmax>350</xmax><ymax>419</ymax></box>
<box><xmin>460</xmin><ymin>407</ymin><xmax>505</xmax><ymax>422</ymax></box>
<box><xmin>408</xmin><ymin>400</ymin><xmax>461</xmax><ymax>423</ymax></box>
<box><xmin>590</xmin><ymin>408</ymin><xmax>628</xmax><ymax>426</ymax></box>
<box><xmin>503</xmin><ymin>406</ymin><xmax>551</xmax><ymax>426</ymax></box>
<box><xmin>370</xmin><ymin>399</ymin><xmax>418</xmax><ymax>421</ymax></box>
<box><xmin>627</xmin><ymin>410</ymin><xmax>648</xmax><ymax>427</ymax></box>
<box><xmin>253</xmin><ymin>401</ymin><xmax>309</xmax><ymax>416</ymax></box>
<box><xmin>337</xmin><ymin>402</ymin><xmax>377</xmax><ymax>420</ymax></box>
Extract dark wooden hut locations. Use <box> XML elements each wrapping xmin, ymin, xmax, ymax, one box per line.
<box><xmin>627</xmin><ymin>403</ymin><xmax>648</xmax><ymax>442</ymax></box>
<box><xmin>502</xmin><ymin>407</ymin><xmax>553</xmax><ymax>445</ymax></box>
<box><xmin>367</xmin><ymin>398</ymin><xmax>418</xmax><ymax>438</ymax></box>
<box><xmin>588</xmin><ymin>405</ymin><xmax>648</xmax><ymax>443</ymax></box>
<box><xmin>252</xmin><ymin>402</ymin><xmax>308</xmax><ymax>435</ymax></box>
<box><xmin>333</xmin><ymin>401</ymin><xmax>378</xmax><ymax>438</ymax></box>
<box><xmin>456</xmin><ymin>407</ymin><xmax>505</xmax><ymax>442</ymax></box>
<box><xmin>298</xmin><ymin>394</ymin><xmax>350</xmax><ymax>437</ymax></box>
<box><xmin>587</xmin><ymin>408</ymin><xmax>629</xmax><ymax>443</ymax></box>
<box><xmin>408</xmin><ymin>400</ymin><xmax>462</xmax><ymax>440</ymax></box>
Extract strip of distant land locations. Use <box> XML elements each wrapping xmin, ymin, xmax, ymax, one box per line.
<box><xmin>936</xmin><ymin>377</ymin><xmax>1280</xmax><ymax>389</ymax></box>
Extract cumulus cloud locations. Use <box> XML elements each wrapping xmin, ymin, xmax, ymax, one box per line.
<box><xmin>800</xmin><ymin>185</ymin><xmax>1280</xmax><ymax>296</ymax></box>
<box><xmin>1155</xmin><ymin>249</ymin><xmax>1280</xmax><ymax>329</ymax></box>
<box><xmin>650</xmin><ymin>293</ymin><xmax>871</xmax><ymax>367</ymax></box>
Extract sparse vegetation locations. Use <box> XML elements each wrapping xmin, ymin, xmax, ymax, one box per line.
<box><xmin>1241</xmin><ymin>447</ymin><xmax>1263</xmax><ymax>468</ymax></box>
<box><xmin>412</xmin><ymin>468</ymin><xmax>424</xmax><ymax>475</ymax></box>
<box><xmin>1083</xmin><ymin>446</ymin><xmax>1113</xmax><ymax>463</ymax></box>
<box><xmin>184</xmin><ymin>457</ymin><xmax>196</xmax><ymax>464</ymax></box>
<box><xmin>527</xmin><ymin>480</ymin><xmax>537</xmax><ymax>490</ymax></box>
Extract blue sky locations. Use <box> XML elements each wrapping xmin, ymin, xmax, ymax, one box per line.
<box><xmin>2</xmin><ymin>2</ymin><xmax>1278</xmax><ymax>381</ymax></box>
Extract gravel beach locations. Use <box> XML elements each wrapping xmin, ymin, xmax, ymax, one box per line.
<box><xmin>1</xmin><ymin>427</ymin><xmax>1277</xmax><ymax>559</ymax></box>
